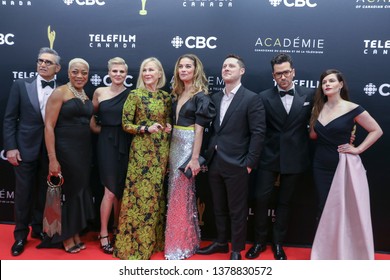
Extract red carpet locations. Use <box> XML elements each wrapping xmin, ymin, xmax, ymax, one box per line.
<box><xmin>1</xmin><ymin>224</ymin><xmax>388</xmax><ymax>260</ymax></box>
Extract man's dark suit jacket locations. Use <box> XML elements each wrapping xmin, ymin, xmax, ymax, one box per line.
<box><xmin>258</xmin><ymin>85</ymin><xmax>315</xmax><ymax>174</ymax></box>
<box><xmin>206</xmin><ymin>85</ymin><xmax>266</xmax><ymax>168</ymax></box>
<box><xmin>3</xmin><ymin>77</ymin><xmax>45</xmax><ymax>161</ymax></box>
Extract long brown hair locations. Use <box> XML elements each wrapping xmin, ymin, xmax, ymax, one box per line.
<box><xmin>171</xmin><ymin>54</ymin><xmax>208</xmax><ymax>100</ymax></box>
<box><xmin>310</xmin><ymin>69</ymin><xmax>350</xmax><ymax>129</ymax></box>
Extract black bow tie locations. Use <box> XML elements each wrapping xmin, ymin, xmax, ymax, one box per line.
<box><xmin>41</xmin><ymin>80</ymin><xmax>55</xmax><ymax>88</ymax></box>
<box><xmin>279</xmin><ymin>89</ymin><xmax>294</xmax><ymax>97</ymax></box>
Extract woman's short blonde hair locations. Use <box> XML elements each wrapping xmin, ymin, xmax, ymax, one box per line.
<box><xmin>108</xmin><ymin>57</ymin><xmax>128</xmax><ymax>71</ymax></box>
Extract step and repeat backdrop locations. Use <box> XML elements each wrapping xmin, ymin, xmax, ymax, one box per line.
<box><xmin>0</xmin><ymin>0</ymin><xmax>389</xmax><ymax>252</ymax></box>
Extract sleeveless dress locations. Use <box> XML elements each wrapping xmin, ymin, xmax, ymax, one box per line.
<box><xmin>114</xmin><ymin>88</ymin><xmax>172</xmax><ymax>260</ymax></box>
<box><xmin>164</xmin><ymin>92</ymin><xmax>215</xmax><ymax>260</ymax></box>
<box><xmin>311</xmin><ymin>105</ymin><xmax>374</xmax><ymax>259</ymax></box>
<box><xmin>52</xmin><ymin>98</ymin><xmax>95</xmax><ymax>243</ymax></box>
<box><xmin>97</xmin><ymin>89</ymin><xmax>131</xmax><ymax>199</ymax></box>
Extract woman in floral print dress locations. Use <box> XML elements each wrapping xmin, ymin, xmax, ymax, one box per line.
<box><xmin>114</xmin><ymin>57</ymin><xmax>172</xmax><ymax>260</ymax></box>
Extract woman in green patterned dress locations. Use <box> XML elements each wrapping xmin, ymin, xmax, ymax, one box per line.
<box><xmin>114</xmin><ymin>57</ymin><xmax>172</xmax><ymax>260</ymax></box>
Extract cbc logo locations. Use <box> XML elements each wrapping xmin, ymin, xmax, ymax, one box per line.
<box><xmin>364</xmin><ymin>83</ymin><xmax>390</xmax><ymax>97</ymax></box>
<box><xmin>0</xmin><ymin>33</ymin><xmax>15</xmax><ymax>45</ymax></box>
<box><xmin>269</xmin><ymin>0</ymin><xmax>317</xmax><ymax>7</ymax></box>
<box><xmin>90</xmin><ymin>74</ymin><xmax>133</xmax><ymax>87</ymax></box>
<box><xmin>171</xmin><ymin>36</ymin><xmax>217</xmax><ymax>49</ymax></box>
<box><xmin>63</xmin><ymin>0</ymin><xmax>105</xmax><ymax>5</ymax></box>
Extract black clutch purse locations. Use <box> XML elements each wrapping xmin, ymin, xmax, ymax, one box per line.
<box><xmin>178</xmin><ymin>155</ymin><xmax>206</xmax><ymax>179</ymax></box>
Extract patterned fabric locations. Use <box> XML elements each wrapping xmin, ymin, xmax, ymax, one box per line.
<box><xmin>164</xmin><ymin>126</ymin><xmax>200</xmax><ymax>260</ymax></box>
<box><xmin>114</xmin><ymin>88</ymin><xmax>171</xmax><ymax>260</ymax></box>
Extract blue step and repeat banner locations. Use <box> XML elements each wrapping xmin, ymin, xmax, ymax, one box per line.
<box><xmin>0</xmin><ymin>0</ymin><xmax>389</xmax><ymax>252</ymax></box>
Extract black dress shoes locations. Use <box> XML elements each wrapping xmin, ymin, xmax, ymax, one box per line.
<box><xmin>11</xmin><ymin>240</ymin><xmax>26</xmax><ymax>256</ymax></box>
<box><xmin>272</xmin><ymin>244</ymin><xmax>287</xmax><ymax>260</ymax></box>
<box><xmin>245</xmin><ymin>243</ymin><xmax>266</xmax><ymax>259</ymax></box>
<box><xmin>197</xmin><ymin>242</ymin><xmax>229</xmax><ymax>255</ymax></box>
<box><xmin>230</xmin><ymin>251</ymin><xmax>242</xmax><ymax>260</ymax></box>
<box><xmin>31</xmin><ymin>231</ymin><xmax>47</xmax><ymax>240</ymax></box>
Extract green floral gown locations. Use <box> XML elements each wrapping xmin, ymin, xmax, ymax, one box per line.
<box><xmin>114</xmin><ymin>88</ymin><xmax>172</xmax><ymax>260</ymax></box>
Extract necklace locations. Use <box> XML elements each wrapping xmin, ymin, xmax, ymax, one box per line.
<box><xmin>67</xmin><ymin>82</ymin><xmax>88</xmax><ymax>103</ymax></box>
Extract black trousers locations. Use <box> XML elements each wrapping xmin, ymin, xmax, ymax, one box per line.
<box><xmin>13</xmin><ymin>155</ymin><xmax>48</xmax><ymax>240</ymax></box>
<box><xmin>208</xmin><ymin>154</ymin><xmax>250</xmax><ymax>252</ymax></box>
<box><xmin>253</xmin><ymin>169</ymin><xmax>302</xmax><ymax>244</ymax></box>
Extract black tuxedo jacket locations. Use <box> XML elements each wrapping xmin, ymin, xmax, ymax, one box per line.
<box><xmin>3</xmin><ymin>77</ymin><xmax>46</xmax><ymax>162</ymax></box>
<box><xmin>259</xmin><ymin>85</ymin><xmax>315</xmax><ymax>174</ymax></box>
<box><xmin>206</xmin><ymin>85</ymin><xmax>266</xmax><ymax>169</ymax></box>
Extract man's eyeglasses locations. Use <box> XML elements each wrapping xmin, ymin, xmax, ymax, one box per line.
<box><xmin>37</xmin><ymin>59</ymin><xmax>56</xmax><ymax>66</ymax></box>
<box><xmin>273</xmin><ymin>70</ymin><xmax>293</xmax><ymax>79</ymax></box>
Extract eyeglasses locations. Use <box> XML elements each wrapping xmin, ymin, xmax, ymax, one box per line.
<box><xmin>37</xmin><ymin>59</ymin><xmax>56</xmax><ymax>66</ymax></box>
<box><xmin>273</xmin><ymin>70</ymin><xmax>293</xmax><ymax>79</ymax></box>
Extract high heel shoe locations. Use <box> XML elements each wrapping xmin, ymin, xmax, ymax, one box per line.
<box><xmin>65</xmin><ymin>244</ymin><xmax>80</xmax><ymax>254</ymax></box>
<box><xmin>98</xmin><ymin>235</ymin><xmax>113</xmax><ymax>254</ymax></box>
<box><xmin>76</xmin><ymin>242</ymin><xmax>86</xmax><ymax>250</ymax></box>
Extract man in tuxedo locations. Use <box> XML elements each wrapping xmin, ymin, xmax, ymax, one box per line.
<box><xmin>197</xmin><ymin>54</ymin><xmax>266</xmax><ymax>260</ymax></box>
<box><xmin>3</xmin><ymin>47</ymin><xmax>61</xmax><ymax>256</ymax></box>
<box><xmin>245</xmin><ymin>53</ymin><xmax>314</xmax><ymax>260</ymax></box>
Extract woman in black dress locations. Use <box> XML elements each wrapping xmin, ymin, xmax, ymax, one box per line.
<box><xmin>309</xmin><ymin>69</ymin><xmax>382</xmax><ymax>259</ymax></box>
<box><xmin>45</xmin><ymin>58</ymin><xmax>95</xmax><ymax>253</ymax></box>
<box><xmin>90</xmin><ymin>57</ymin><xmax>131</xmax><ymax>254</ymax></box>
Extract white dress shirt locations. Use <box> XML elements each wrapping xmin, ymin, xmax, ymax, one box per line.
<box><xmin>220</xmin><ymin>83</ymin><xmax>241</xmax><ymax>125</ymax></box>
<box><xmin>278</xmin><ymin>85</ymin><xmax>294</xmax><ymax>114</ymax></box>
<box><xmin>37</xmin><ymin>76</ymin><xmax>56</xmax><ymax>121</ymax></box>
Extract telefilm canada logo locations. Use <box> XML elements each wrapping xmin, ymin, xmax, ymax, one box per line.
<box><xmin>88</xmin><ymin>34</ymin><xmax>136</xmax><ymax>49</ymax></box>
<box><xmin>363</xmin><ymin>39</ymin><xmax>389</xmax><ymax>55</ymax></box>
<box><xmin>364</xmin><ymin>82</ymin><xmax>390</xmax><ymax>96</ymax></box>
<box><xmin>355</xmin><ymin>0</ymin><xmax>390</xmax><ymax>9</ymax></box>
<box><xmin>182</xmin><ymin>0</ymin><xmax>233</xmax><ymax>8</ymax></box>
<box><xmin>254</xmin><ymin>36</ymin><xmax>325</xmax><ymax>55</ymax></box>
<box><xmin>268</xmin><ymin>0</ymin><xmax>317</xmax><ymax>8</ymax></box>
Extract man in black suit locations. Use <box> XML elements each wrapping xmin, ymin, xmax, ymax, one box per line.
<box><xmin>245</xmin><ymin>53</ymin><xmax>314</xmax><ymax>260</ymax></box>
<box><xmin>3</xmin><ymin>47</ymin><xmax>61</xmax><ymax>256</ymax></box>
<box><xmin>197</xmin><ymin>54</ymin><xmax>266</xmax><ymax>260</ymax></box>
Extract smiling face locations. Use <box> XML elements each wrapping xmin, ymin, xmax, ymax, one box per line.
<box><xmin>68</xmin><ymin>62</ymin><xmax>89</xmax><ymax>90</ymax></box>
<box><xmin>37</xmin><ymin>53</ymin><xmax>61</xmax><ymax>80</ymax></box>
<box><xmin>142</xmin><ymin>61</ymin><xmax>162</xmax><ymax>91</ymax></box>
<box><xmin>321</xmin><ymin>73</ymin><xmax>343</xmax><ymax>97</ymax></box>
<box><xmin>108</xmin><ymin>64</ymin><xmax>127</xmax><ymax>86</ymax></box>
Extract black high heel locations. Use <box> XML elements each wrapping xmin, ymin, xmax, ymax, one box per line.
<box><xmin>98</xmin><ymin>235</ymin><xmax>113</xmax><ymax>254</ymax></box>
